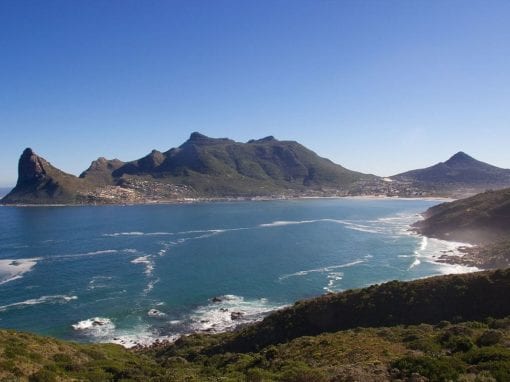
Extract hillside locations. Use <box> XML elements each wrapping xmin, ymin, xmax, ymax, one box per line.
<box><xmin>2</xmin><ymin>134</ymin><xmax>377</xmax><ymax>204</ymax></box>
<box><xmin>414</xmin><ymin>188</ymin><xmax>510</xmax><ymax>245</ymax></box>
<box><xmin>412</xmin><ymin>188</ymin><xmax>510</xmax><ymax>270</ymax></box>
<box><xmin>392</xmin><ymin>152</ymin><xmax>510</xmax><ymax>195</ymax></box>
<box><xmin>1</xmin><ymin>269</ymin><xmax>510</xmax><ymax>381</ymax></box>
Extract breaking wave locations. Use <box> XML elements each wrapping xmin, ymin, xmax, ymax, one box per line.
<box><xmin>0</xmin><ymin>295</ymin><xmax>77</xmax><ymax>312</ymax></box>
<box><xmin>279</xmin><ymin>260</ymin><xmax>365</xmax><ymax>281</ymax></box>
<box><xmin>188</xmin><ymin>294</ymin><xmax>286</xmax><ymax>333</ymax></box>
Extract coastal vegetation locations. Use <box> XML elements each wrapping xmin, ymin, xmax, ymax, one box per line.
<box><xmin>1</xmin><ymin>269</ymin><xmax>510</xmax><ymax>381</ymax></box>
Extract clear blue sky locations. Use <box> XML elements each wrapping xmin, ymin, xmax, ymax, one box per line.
<box><xmin>1</xmin><ymin>0</ymin><xmax>509</xmax><ymax>187</ymax></box>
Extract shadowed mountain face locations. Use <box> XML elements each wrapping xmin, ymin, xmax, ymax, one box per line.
<box><xmin>1</xmin><ymin>133</ymin><xmax>376</xmax><ymax>204</ymax></box>
<box><xmin>392</xmin><ymin>152</ymin><xmax>510</xmax><ymax>191</ymax></box>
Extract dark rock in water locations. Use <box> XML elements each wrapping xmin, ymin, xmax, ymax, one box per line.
<box><xmin>92</xmin><ymin>320</ymin><xmax>105</xmax><ymax>326</ymax></box>
<box><xmin>220</xmin><ymin>308</ymin><xmax>228</xmax><ymax>312</ymax></box>
<box><xmin>212</xmin><ymin>296</ymin><xmax>223</xmax><ymax>303</ymax></box>
<box><xmin>148</xmin><ymin>309</ymin><xmax>166</xmax><ymax>317</ymax></box>
<box><xmin>231</xmin><ymin>312</ymin><xmax>244</xmax><ymax>320</ymax></box>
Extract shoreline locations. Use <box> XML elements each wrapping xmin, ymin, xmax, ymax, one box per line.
<box><xmin>0</xmin><ymin>194</ymin><xmax>455</xmax><ymax>208</ymax></box>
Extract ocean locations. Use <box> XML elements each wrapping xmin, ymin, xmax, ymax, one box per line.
<box><xmin>0</xmin><ymin>198</ymin><xmax>476</xmax><ymax>347</ymax></box>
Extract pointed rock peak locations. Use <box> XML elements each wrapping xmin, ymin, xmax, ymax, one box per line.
<box><xmin>446</xmin><ymin>151</ymin><xmax>476</xmax><ymax>164</ymax></box>
<box><xmin>22</xmin><ymin>147</ymin><xmax>36</xmax><ymax>157</ymax></box>
<box><xmin>17</xmin><ymin>148</ymin><xmax>46</xmax><ymax>185</ymax></box>
<box><xmin>182</xmin><ymin>132</ymin><xmax>233</xmax><ymax>147</ymax></box>
<box><xmin>248</xmin><ymin>136</ymin><xmax>278</xmax><ymax>144</ymax></box>
<box><xmin>189</xmin><ymin>132</ymin><xmax>210</xmax><ymax>141</ymax></box>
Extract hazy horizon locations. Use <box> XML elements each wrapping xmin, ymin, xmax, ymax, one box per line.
<box><xmin>1</xmin><ymin>0</ymin><xmax>510</xmax><ymax>187</ymax></box>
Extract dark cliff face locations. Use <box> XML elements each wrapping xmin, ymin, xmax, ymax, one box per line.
<box><xmin>17</xmin><ymin>148</ymin><xmax>47</xmax><ymax>185</ymax></box>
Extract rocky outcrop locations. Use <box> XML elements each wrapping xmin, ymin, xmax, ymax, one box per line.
<box><xmin>17</xmin><ymin>148</ymin><xmax>47</xmax><ymax>184</ymax></box>
<box><xmin>2</xmin><ymin>148</ymin><xmax>93</xmax><ymax>204</ymax></box>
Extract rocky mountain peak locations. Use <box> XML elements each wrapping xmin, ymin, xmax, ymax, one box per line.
<box><xmin>445</xmin><ymin>151</ymin><xmax>475</xmax><ymax>165</ymax></box>
<box><xmin>17</xmin><ymin>148</ymin><xmax>46</xmax><ymax>185</ymax></box>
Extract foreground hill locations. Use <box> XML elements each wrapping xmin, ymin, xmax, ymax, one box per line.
<box><xmin>2</xmin><ymin>269</ymin><xmax>510</xmax><ymax>381</ymax></box>
<box><xmin>2</xmin><ymin>133</ymin><xmax>376</xmax><ymax>204</ymax></box>
<box><xmin>391</xmin><ymin>152</ymin><xmax>510</xmax><ymax>196</ymax></box>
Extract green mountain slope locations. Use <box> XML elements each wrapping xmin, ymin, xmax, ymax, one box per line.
<box><xmin>110</xmin><ymin>132</ymin><xmax>375</xmax><ymax>196</ymax></box>
<box><xmin>2</xmin><ymin>134</ymin><xmax>377</xmax><ymax>204</ymax></box>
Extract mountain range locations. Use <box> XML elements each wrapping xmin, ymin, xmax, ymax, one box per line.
<box><xmin>2</xmin><ymin>133</ymin><xmax>510</xmax><ymax>204</ymax></box>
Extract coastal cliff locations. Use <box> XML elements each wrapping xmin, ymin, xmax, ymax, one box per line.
<box><xmin>413</xmin><ymin>188</ymin><xmax>510</xmax><ymax>269</ymax></box>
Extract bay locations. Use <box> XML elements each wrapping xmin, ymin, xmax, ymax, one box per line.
<box><xmin>0</xmin><ymin>198</ymin><xmax>475</xmax><ymax>347</ymax></box>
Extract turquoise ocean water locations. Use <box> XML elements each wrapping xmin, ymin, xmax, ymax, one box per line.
<box><xmin>0</xmin><ymin>199</ymin><xmax>475</xmax><ymax>347</ymax></box>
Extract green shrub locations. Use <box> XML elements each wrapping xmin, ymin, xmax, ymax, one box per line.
<box><xmin>442</xmin><ymin>335</ymin><xmax>474</xmax><ymax>353</ymax></box>
<box><xmin>392</xmin><ymin>356</ymin><xmax>464</xmax><ymax>381</ymax></box>
<box><xmin>477</xmin><ymin>330</ymin><xmax>503</xmax><ymax>347</ymax></box>
<box><xmin>28</xmin><ymin>370</ymin><xmax>58</xmax><ymax>382</ymax></box>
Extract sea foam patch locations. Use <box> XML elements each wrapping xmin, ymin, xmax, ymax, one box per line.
<box><xmin>279</xmin><ymin>260</ymin><xmax>365</xmax><ymax>281</ymax></box>
<box><xmin>188</xmin><ymin>294</ymin><xmax>285</xmax><ymax>333</ymax></box>
<box><xmin>0</xmin><ymin>258</ymin><xmax>41</xmax><ymax>285</ymax></box>
<box><xmin>72</xmin><ymin>317</ymin><xmax>176</xmax><ymax>348</ymax></box>
<box><xmin>410</xmin><ymin>236</ymin><xmax>478</xmax><ymax>274</ymax></box>
<box><xmin>0</xmin><ymin>295</ymin><xmax>77</xmax><ymax>312</ymax></box>
<box><xmin>72</xmin><ymin>317</ymin><xmax>115</xmax><ymax>339</ymax></box>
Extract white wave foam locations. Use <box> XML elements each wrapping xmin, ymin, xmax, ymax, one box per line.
<box><xmin>72</xmin><ymin>317</ymin><xmax>116</xmax><ymax>339</ymax></box>
<box><xmin>408</xmin><ymin>257</ymin><xmax>421</xmax><ymax>270</ymax></box>
<box><xmin>408</xmin><ymin>234</ymin><xmax>477</xmax><ymax>274</ymax></box>
<box><xmin>188</xmin><ymin>295</ymin><xmax>285</xmax><ymax>333</ymax></box>
<box><xmin>0</xmin><ymin>258</ymin><xmax>40</xmax><ymax>285</ymax></box>
<box><xmin>144</xmin><ymin>278</ymin><xmax>159</xmax><ymax>294</ymax></box>
<box><xmin>279</xmin><ymin>260</ymin><xmax>365</xmax><ymax>280</ymax></box>
<box><xmin>324</xmin><ymin>272</ymin><xmax>344</xmax><ymax>292</ymax></box>
<box><xmin>420</xmin><ymin>236</ymin><xmax>428</xmax><ymax>251</ymax></box>
<box><xmin>73</xmin><ymin>317</ymin><xmax>177</xmax><ymax>348</ymax></box>
<box><xmin>87</xmin><ymin>276</ymin><xmax>113</xmax><ymax>290</ymax></box>
<box><xmin>110</xmin><ymin>331</ymin><xmax>178</xmax><ymax>348</ymax></box>
<box><xmin>131</xmin><ymin>255</ymin><xmax>154</xmax><ymax>276</ymax></box>
<box><xmin>103</xmin><ymin>232</ymin><xmax>145</xmax><ymax>237</ymax></box>
<box><xmin>55</xmin><ymin>249</ymin><xmax>138</xmax><ymax>260</ymax></box>
<box><xmin>0</xmin><ymin>295</ymin><xmax>77</xmax><ymax>312</ymax></box>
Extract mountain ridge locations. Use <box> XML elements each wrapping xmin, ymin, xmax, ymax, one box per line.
<box><xmin>3</xmin><ymin>137</ymin><xmax>510</xmax><ymax>204</ymax></box>
<box><xmin>2</xmin><ymin>133</ymin><xmax>377</xmax><ymax>204</ymax></box>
